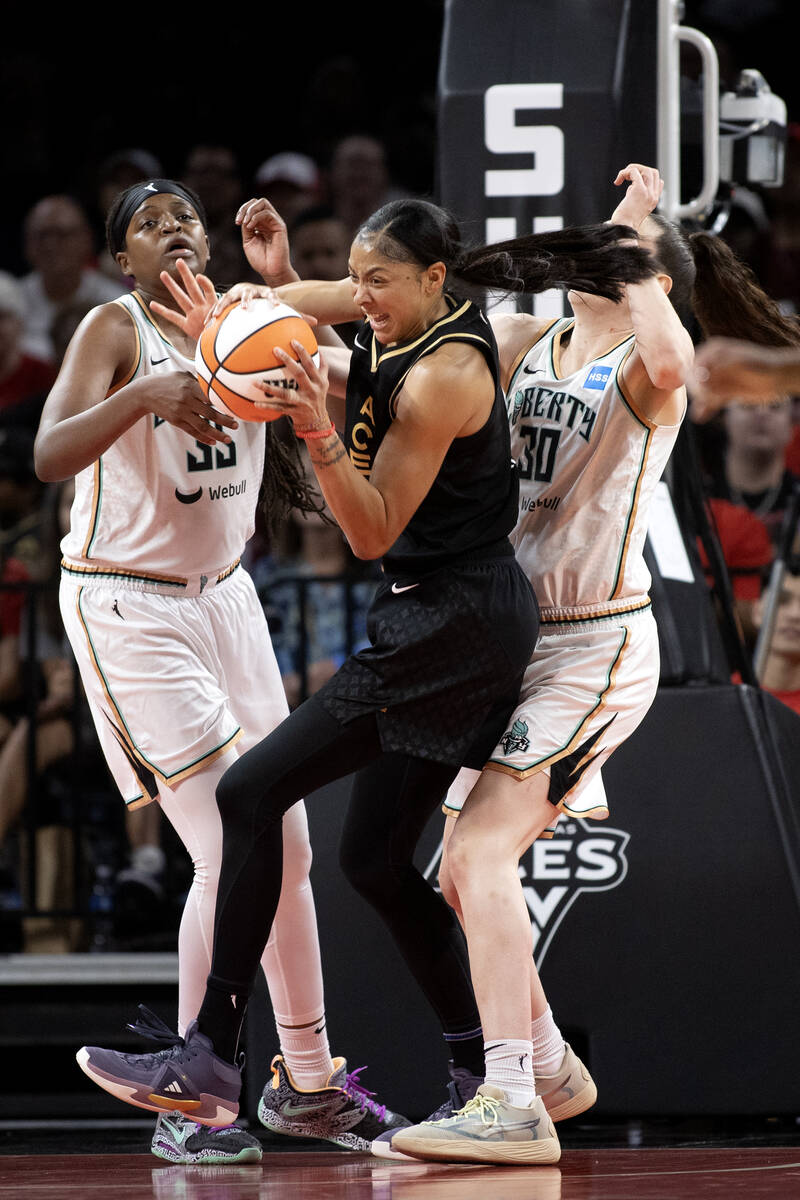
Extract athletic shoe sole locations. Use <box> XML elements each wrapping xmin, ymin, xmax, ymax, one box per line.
<box><xmin>151</xmin><ymin>1142</ymin><xmax>262</xmax><ymax>1165</ymax></box>
<box><xmin>390</xmin><ymin>1132</ymin><xmax>561</xmax><ymax>1165</ymax></box>
<box><xmin>545</xmin><ymin>1076</ymin><xmax>598</xmax><ymax>1122</ymax></box>
<box><xmin>76</xmin><ymin>1048</ymin><xmax>239</xmax><ymax>1127</ymax></box>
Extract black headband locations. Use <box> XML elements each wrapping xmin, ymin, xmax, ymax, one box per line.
<box><xmin>108</xmin><ymin>179</ymin><xmax>207</xmax><ymax>256</ymax></box>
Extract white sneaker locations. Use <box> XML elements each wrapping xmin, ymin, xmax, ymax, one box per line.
<box><xmin>390</xmin><ymin>1083</ymin><xmax>561</xmax><ymax>1165</ymax></box>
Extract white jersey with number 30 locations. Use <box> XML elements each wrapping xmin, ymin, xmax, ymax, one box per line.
<box><xmin>61</xmin><ymin>292</ymin><xmax>265</xmax><ymax>584</ymax></box>
<box><xmin>507</xmin><ymin>317</ymin><xmax>683</xmax><ymax>621</ymax></box>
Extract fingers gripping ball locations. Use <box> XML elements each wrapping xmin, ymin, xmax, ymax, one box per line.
<box><xmin>195</xmin><ymin>299</ymin><xmax>320</xmax><ymax>423</ymax></box>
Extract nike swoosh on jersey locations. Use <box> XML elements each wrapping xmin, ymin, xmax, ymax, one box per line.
<box><xmin>353</xmin><ymin>332</ymin><xmax>370</xmax><ymax>351</ymax></box>
<box><xmin>175</xmin><ymin>488</ymin><xmax>203</xmax><ymax>504</ymax></box>
<box><xmin>391</xmin><ymin>582</ymin><xmax>419</xmax><ymax>594</ymax></box>
<box><xmin>150</xmin><ymin>356</ymin><xmax>169</xmax><ymax>365</ymax></box>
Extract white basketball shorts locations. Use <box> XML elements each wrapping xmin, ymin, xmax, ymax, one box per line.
<box><xmin>60</xmin><ymin>567</ymin><xmax>288</xmax><ymax>808</ymax></box>
<box><xmin>443</xmin><ymin>606</ymin><xmax>660</xmax><ymax>829</ymax></box>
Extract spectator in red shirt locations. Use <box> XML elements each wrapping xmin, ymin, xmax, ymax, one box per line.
<box><xmin>753</xmin><ymin>565</ymin><xmax>800</xmax><ymax>715</ymax></box>
<box><xmin>0</xmin><ymin>272</ymin><xmax>57</xmax><ymax>435</ymax></box>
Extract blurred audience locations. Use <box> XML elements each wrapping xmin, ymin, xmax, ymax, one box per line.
<box><xmin>289</xmin><ymin>205</ymin><xmax>350</xmax><ymax>279</ymax></box>
<box><xmin>93</xmin><ymin>147</ymin><xmax>164</xmax><ymax>286</ymax></box>
<box><xmin>289</xmin><ymin>205</ymin><xmax>358</xmax><ymax>345</ymax></box>
<box><xmin>326</xmin><ymin>133</ymin><xmax>405</xmax><ymax>239</ymax></box>
<box><xmin>181</xmin><ymin>143</ymin><xmax>256</xmax><ymax>286</ymax></box>
<box><xmin>762</xmin><ymin>123</ymin><xmax>800</xmax><ymax>316</ymax></box>
<box><xmin>704</xmin><ymin>398</ymin><xmax>799</xmax><ymax>547</ymax></box>
<box><xmin>0</xmin><ymin>427</ymin><xmax>49</xmax><ymax>581</ymax></box>
<box><xmin>253</xmin><ymin>152</ymin><xmax>322</xmax><ymax>228</ymax></box>
<box><xmin>753</xmin><ymin>564</ymin><xmax>800</xmax><ymax>714</ymax></box>
<box><xmin>0</xmin><ymin>272</ymin><xmax>57</xmax><ymax>435</ymax></box>
<box><xmin>699</xmin><ymin>496</ymin><xmax>775</xmax><ymax>648</ymax></box>
<box><xmin>250</xmin><ymin>444</ymin><xmax>379</xmax><ymax>709</ymax></box>
<box><xmin>18</xmin><ymin>194</ymin><xmax>127</xmax><ymax>364</ymax></box>
<box><xmin>0</xmin><ymin>466</ymin><xmax>78</xmax><ymax>950</ymax></box>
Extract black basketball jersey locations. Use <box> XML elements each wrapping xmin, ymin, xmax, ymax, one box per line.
<box><xmin>344</xmin><ymin>295</ymin><xmax>519</xmax><ymax>570</ymax></box>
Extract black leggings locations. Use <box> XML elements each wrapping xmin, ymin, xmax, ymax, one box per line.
<box><xmin>209</xmin><ymin>692</ymin><xmax>480</xmax><ymax>1038</ymax></box>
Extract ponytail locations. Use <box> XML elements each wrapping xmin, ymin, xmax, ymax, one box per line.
<box><xmin>457</xmin><ymin>224</ymin><xmax>655</xmax><ymax>302</ymax></box>
<box><xmin>688</xmin><ymin>230</ymin><xmax>800</xmax><ymax>346</ymax></box>
<box><xmin>357</xmin><ymin>199</ymin><xmax>656</xmax><ymax>303</ymax></box>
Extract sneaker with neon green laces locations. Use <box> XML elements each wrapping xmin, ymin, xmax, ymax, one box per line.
<box><xmin>389</xmin><ymin>1083</ymin><xmax>561</xmax><ymax>1165</ymax></box>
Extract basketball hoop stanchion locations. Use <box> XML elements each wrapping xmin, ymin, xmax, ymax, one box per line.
<box><xmin>753</xmin><ymin>481</ymin><xmax>800</xmax><ymax>683</ymax></box>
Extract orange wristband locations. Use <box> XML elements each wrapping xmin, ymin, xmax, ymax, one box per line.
<box><xmin>296</xmin><ymin>424</ymin><xmax>336</xmax><ymax>440</ymax></box>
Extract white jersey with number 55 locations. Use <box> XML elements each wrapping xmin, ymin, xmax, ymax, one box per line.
<box><xmin>61</xmin><ymin>292</ymin><xmax>265</xmax><ymax>585</ymax></box>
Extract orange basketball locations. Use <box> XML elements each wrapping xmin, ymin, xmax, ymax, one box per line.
<box><xmin>195</xmin><ymin>298</ymin><xmax>320</xmax><ymax>423</ymax></box>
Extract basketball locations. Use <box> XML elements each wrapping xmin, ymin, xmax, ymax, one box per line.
<box><xmin>195</xmin><ymin>298</ymin><xmax>320</xmax><ymax>423</ymax></box>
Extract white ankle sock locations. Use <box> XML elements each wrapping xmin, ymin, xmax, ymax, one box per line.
<box><xmin>530</xmin><ymin>1005</ymin><xmax>565</xmax><ymax>1075</ymax></box>
<box><xmin>276</xmin><ymin>1016</ymin><xmax>335</xmax><ymax>1090</ymax></box>
<box><xmin>483</xmin><ymin>1038</ymin><xmax>535</xmax><ymax>1107</ymax></box>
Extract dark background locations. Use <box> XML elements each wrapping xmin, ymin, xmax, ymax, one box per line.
<box><xmin>0</xmin><ymin>3</ymin><xmax>445</xmax><ymax>273</ymax></box>
<box><xmin>1</xmin><ymin>1</ymin><xmax>796</xmax><ymax>275</ymax></box>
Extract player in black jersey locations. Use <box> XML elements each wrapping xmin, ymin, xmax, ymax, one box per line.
<box><xmin>74</xmin><ymin>194</ymin><xmax>656</xmax><ymax>1142</ymax></box>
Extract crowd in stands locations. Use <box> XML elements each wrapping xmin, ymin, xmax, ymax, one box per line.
<box><xmin>1</xmin><ymin>109</ymin><xmax>799</xmax><ymax>953</ymax></box>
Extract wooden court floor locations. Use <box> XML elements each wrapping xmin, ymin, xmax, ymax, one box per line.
<box><xmin>2</xmin><ymin>1124</ymin><xmax>800</xmax><ymax>1200</ymax></box>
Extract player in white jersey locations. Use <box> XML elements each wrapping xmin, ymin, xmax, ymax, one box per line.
<box><xmin>34</xmin><ymin>179</ymin><xmax>408</xmax><ymax>1163</ymax></box>
<box><xmin>390</xmin><ymin>163</ymin><xmax>792</xmax><ymax>1164</ymax></box>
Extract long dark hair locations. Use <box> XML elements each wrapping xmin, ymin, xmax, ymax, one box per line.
<box><xmin>356</xmin><ymin>198</ymin><xmax>656</xmax><ymax>302</ymax></box>
<box><xmin>646</xmin><ymin>211</ymin><xmax>800</xmax><ymax>346</ymax></box>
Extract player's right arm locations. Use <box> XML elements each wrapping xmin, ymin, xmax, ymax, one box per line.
<box><xmin>35</xmin><ymin>303</ymin><xmax>237</xmax><ymax>483</ymax></box>
<box><xmin>236</xmin><ymin>196</ymin><xmax>362</xmax><ymax>327</ymax></box>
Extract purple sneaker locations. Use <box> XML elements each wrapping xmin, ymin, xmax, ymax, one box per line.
<box><xmin>76</xmin><ymin>1006</ymin><xmax>241</xmax><ymax>1127</ymax></box>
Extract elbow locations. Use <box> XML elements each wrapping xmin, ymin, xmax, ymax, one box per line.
<box><xmin>33</xmin><ymin>448</ymin><xmax>56</xmax><ymax>484</ymax></box>
<box><xmin>33</xmin><ymin>438</ymin><xmax>68</xmax><ymax>484</ymax></box>
<box><xmin>649</xmin><ymin>352</ymin><xmax>692</xmax><ymax>392</ymax></box>
<box><xmin>35</xmin><ymin>461</ymin><xmax>62</xmax><ymax>484</ymax></box>
<box><xmin>349</xmin><ymin>536</ymin><xmax>387</xmax><ymax>562</ymax></box>
<box><xmin>347</xmin><ymin>524</ymin><xmax>392</xmax><ymax>561</ymax></box>
<box><xmin>650</xmin><ymin>367</ymin><xmax>687</xmax><ymax>392</ymax></box>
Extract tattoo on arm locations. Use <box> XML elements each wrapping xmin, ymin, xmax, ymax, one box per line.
<box><xmin>308</xmin><ymin>435</ymin><xmax>347</xmax><ymax>469</ymax></box>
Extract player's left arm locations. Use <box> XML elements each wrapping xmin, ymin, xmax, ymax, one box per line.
<box><xmin>360</xmin><ymin>345</ymin><xmax>494</xmax><ymax>557</ymax></box>
<box><xmin>262</xmin><ymin>341</ymin><xmax>494</xmax><ymax>561</ymax></box>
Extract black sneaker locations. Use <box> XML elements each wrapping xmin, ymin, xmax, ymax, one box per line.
<box><xmin>151</xmin><ymin>1111</ymin><xmax>262</xmax><ymax>1164</ymax></box>
<box><xmin>258</xmin><ymin>1054</ymin><xmax>411</xmax><ymax>1151</ymax></box>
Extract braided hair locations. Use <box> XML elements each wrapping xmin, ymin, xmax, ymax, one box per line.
<box><xmin>259</xmin><ymin>423</ymin><xmax>331</xmax><ymax>536</ymax></box>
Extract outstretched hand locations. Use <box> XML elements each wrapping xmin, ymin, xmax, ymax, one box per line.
<box><xmin>152</xmin><ymin>257</ymin><xmax>320</xmax><ymax>340</ymax></box>
<box><xmin>151</xmin><ymin>259</ymin><xmax>218</xmax><ymax>340</ymax></box>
